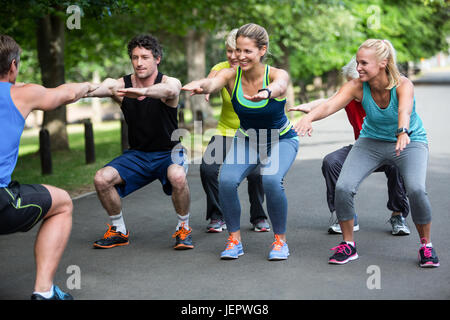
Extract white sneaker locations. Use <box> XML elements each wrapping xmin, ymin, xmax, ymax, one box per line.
<box><xmin>328</xmin><ymin>214</ymin><xmax>359</xmax><ymax>234</ymax></box>
<box><xmin>389</xmin><ymin>215</ymin><xmax>410</xmax><ymax>236</ymax></box>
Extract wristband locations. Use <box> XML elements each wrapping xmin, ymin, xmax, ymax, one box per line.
<box><xmin>257</xmin><ymin>88</ymin><xmax>272</xmax><ymax>99</ymax></box>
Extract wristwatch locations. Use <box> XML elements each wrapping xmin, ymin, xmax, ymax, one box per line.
<box><xmin>257</xmin><ymin>88</ymin><xmax>272</xmax><ymax>99</ymax></box>
<box><xmin>396</xmin><ymin>127</ymin><xmax>412</xmax><ymax>136</ymax></box>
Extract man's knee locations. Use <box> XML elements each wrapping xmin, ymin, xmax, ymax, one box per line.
<box><xmin>168</xmin><ymin>166</ymin><xmax>187</xmax><ymax>190</ymax></box>
<box><xmin>94</xmin><ymin>167</ymin><xmax>119</xmax><ymax>191</ymax></box>
<box><xmin>44</xmin><ymin>186</ymin><xmax>73</xmax><ymax>219</ymax></box>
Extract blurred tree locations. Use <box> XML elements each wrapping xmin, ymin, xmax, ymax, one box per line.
<box><xmin>0</xmin><ymin>0</ymin><xmax>129</xmax><ymax>150</ymax></box>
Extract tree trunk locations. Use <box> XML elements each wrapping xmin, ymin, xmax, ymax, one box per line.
<box><xmin>278</xmin><ymin>43</ymin><xmax>296</xmax><ymax>119</ymax></box>
<box><xmin>36</xmin><ymin>13</ymin><xmax>69</xmax><ymax>151</ymax></box>
<box><xmin>185</xmin><ymin>29</ymin><xmax>213</xmax><ymax>125</ymax></box>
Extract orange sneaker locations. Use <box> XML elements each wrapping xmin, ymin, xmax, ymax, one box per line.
<box><xmin>93</xmin><ymin>224</ymin><xmax>129</xmax><ymax>249</ymax></box>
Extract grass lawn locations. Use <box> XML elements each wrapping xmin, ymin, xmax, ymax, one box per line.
<box><xmin>13</xmin><ymin>121</ymin><xmax>122</xmax><ymax>198</ymax></box>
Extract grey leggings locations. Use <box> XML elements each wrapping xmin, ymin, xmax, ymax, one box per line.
<box><xmin>335</xmin><ymin>137</ymin><xmax>431</xmax><ymax>225</ymax></box>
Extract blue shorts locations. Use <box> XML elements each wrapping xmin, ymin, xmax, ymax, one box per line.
<box><xmin>106</xmin><ymin>148</ymin><xmax>188</xmax><ymax>198</ymax></box>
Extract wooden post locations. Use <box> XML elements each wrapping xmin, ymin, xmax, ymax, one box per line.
<box><xmin>39</xmin><ymin>128</ymin><xmax>52</xmax><ymax>175</ymax></box>
<box><xmin>84</xmin><ymin>119</ymin><xmax>95</xmax><ymax>164</ymax></box>
<box><xmin>121</xmin><ymin>119</ymin><xmax>129</xmax><ymax>153</ymax></box>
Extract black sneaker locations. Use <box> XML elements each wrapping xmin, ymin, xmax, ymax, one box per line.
<box><xmin>328</xmin><ymin>241</ymin><xmax>358</xmax><ymax>264</ymax></box>
<box><xmin>93</xmin><ymin>224</ymin><xmax>129</xmax><ymax>249</ymax></box>
<box><xmin>418</xmin><ymin>238</ymin><xmax>440</xmax><ymax>268</ymax></box>
<box><xmin>31</xmin><ymin>285</ymin><xmax>73</xmax><ymax>300</ymax></box>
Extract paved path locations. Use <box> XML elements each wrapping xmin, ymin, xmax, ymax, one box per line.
<box><xmin>1</xmin><ymin>71</ymin><xmax>450</xmax><ymax>301</ymax></box>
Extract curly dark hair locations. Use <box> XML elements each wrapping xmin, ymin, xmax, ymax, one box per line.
<box><xmin>127</xmin><ymin>34</ymin><xmax>163</xmax><ymax>62</ymax></box>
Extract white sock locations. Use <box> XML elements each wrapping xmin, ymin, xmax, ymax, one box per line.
<box><xmin>423</xmin><ymin>242</ymin><xmax>433</xmax><ymax>247</ymax></box>
<box><xmin>110</xmin><ymin>211</ymin><xmax>126</xmax><ymax>234</ymax></box>
<box><xmin>176</xmin><ymin>213</ymin><xmax>190</xmax><ymax>230</ymax></box>
<box><xmin>345</xmin><ymin>241</ymin><xmax>355</xmax><ymax>247</ymax></box>
<box><xmin>33</xmin><ymin>285</ymin><xmax>54</xmax><ymax>298</ymax></box>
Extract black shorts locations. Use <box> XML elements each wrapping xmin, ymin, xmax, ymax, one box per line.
<box><xmin>0</xmin><ymin>181</ymin><xmax>52</xmax><ymax>235</ymax></box>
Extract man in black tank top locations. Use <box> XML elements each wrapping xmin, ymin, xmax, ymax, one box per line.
<box><xmin>86</xmin><ymin>34</ymin><xmax>193</xmax><ymax>250</ymax></box>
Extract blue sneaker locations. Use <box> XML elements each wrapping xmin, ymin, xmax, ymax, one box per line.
<box><xmin>268</xmin><ymin>235</ymin><xmax>289</xmax><ymax>261</ymax></box>
<box><xmin>220</xmin><ymin>236</ymin><xmax>244</xmax><ymax>260</ymax></box>
<box><xmin>31</xmin><ymin>285</ymin><xmax>73</xmax><ymax>300</ymax></box>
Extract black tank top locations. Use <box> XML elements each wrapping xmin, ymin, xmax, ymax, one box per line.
<box><xmin>121</xmin><ymin>73</ymin><xmax>179</xmax><ymax>152</ymax></box>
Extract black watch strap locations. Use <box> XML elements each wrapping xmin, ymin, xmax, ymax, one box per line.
<box><xmin>396</xmin><ymin>127</ymin><xmax>413</xmax><ymax>136</ymax></box>
<box><xmin>258</xmin><ymin>88</ymin><xmax>271</xmax><ymax>99</ymax></box>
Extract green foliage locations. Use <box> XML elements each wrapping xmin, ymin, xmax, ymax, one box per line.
<box><xmin>13</xmin><ymin>121</ymin><xmax>122</xmax><ymax>196</ymax></box>
<box><xmin>2</xmin><ymin>0</ymin><xmax>449</xmax><ymax>87</ymax></box>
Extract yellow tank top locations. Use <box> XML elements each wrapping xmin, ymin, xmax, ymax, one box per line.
<box><xmin>211</xmin><ymin>61</ymin><xmax>240</xmax><ymax>137</ymax></box>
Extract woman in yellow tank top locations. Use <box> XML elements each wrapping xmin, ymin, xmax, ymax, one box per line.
<box><xmin>200</xmin><ymin>29</ymin><xmax>269</xmax><ymax>233</ymax></box>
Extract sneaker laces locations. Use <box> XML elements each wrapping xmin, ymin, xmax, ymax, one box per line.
<box><xmin>330</xmin><ymin>243</ymin><xmax>352</xmax><ymax>255</ymax></box>
<box><xmin>103</xmin><ymin>224</ymin><xmax>119</xmax><ymax>239</ymax></box>
<box><xmin>420</xmin><ymin>238</ymin><xmax>432</xmax><ymax>258</ymax></box>
<box><xmin>172</xmin><ymin>222</ymin><xmax>191</xmax><ymax>240</ymax></box>
<box><xmin>421</xmin><ymin>246</ymin><xmax>433</xmax><ymax>258</ymax></box>
<box><xmin>224</xmin><ymin>236</ymin><xmax>239</xmax><ymax>250</ymax></box>
<box><xmin>271</xmin><ymin>235</ymin><xmax>285</xmax><ymax>251</ymax></box>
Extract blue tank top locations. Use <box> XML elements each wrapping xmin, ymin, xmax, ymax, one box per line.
<box><xmin>231</xmin><ymin>65</ymin><xmax>297</xmax><ymax>141</ymax></box>
<box><xmin>359</xmin><ymin>82</ymin><xmax>427</xmax><ymax>143</ymax></box>
<box><xmin>0</xmin><ymin>82</ymin><xmax>25</xmax><ymax>187</ymax></box>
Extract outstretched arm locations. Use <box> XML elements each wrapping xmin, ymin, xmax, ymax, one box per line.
<box><xmin>294</xmin><ymin>80</ymin><xmax>360</xmax><ymax>137</ymax></box>
<box><xmin>181</xmin><ymin>68</ymin><xmax>235</xmax><ymax>96</ymax></box>
<box><xmin>244</xmin><ymin>67</ymin><xmax>290</xmax><ymax>102</ymax></box>
<box><xmin>12</xmin><ymin>82</ymin><xmax>98</xmax><ymax>118</ymax></box>
<box><xmin>85</xmin><ymin>77</ymin><xmax>124</xmax><ymax>104</ymax></box>
<box><xmin>116</xmin><ymin>75</ymin><xmax>181</xmax><ymax>107</ymax></box>
<box><xmin>288</xmin><ymin>98</ymin><xmax>329</xmax><ymax>114</ymax></box>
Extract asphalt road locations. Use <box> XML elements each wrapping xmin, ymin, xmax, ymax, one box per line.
<box><xmin>1</xmin><ymin>71</ymin><xmax>449</xmax><ymax>301</ymax></box>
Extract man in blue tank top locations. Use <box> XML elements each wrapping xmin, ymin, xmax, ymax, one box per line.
<box><xmin>85</xmin><ymin>35</ymin><xmax>193</xmax><ymax>251</ymax></box>
<box><xmin>0</xmin><ymin>35</ymin><xmax>97</xmax><ymax>299</ymax></box>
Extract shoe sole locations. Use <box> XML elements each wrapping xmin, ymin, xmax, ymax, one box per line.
<box><xmin>328</xmin><ymin>228</ymin><xmax>341</xmax><ymax>234</ymax></box>
<box><xmin>174</xmin><ymin>244</ymin><xmax>194</xmax><ymax>250</ymax></box>
<box><xmin>268</xmin><ymin>254</ymin><xmax>290</xmax><ymax>261</ymax></box>
<box><xmin>93</xmin><ymin>242</ymin><xmax>129</xmax><ymax>249</ymax></box>
<box><xmin>207</xmin><ymin>227</ymin><xmax>224</xmax><ymax>233</ymax></box>
<box><xmin>221</xmin><ymin>253</ymin><xmax>244</xmax><ymax>260</ymax></box>
<box><xmin>254</xmin><ymin>227</ymin><xmax>270</xmax><ymax>232</ymax></box>
<box><xmin>328</xmin><ymin>253</ymin><xmax>359</xmax><ymax>265</ymax></box>
<box><xmin>419</xmin><ymin>262</ymin><xmax>440</xmax><ymax>268</ymax></box>
<box><xmin>328</xmin><ymin>225</ymin><xmax>359</xmax><ymax>234</ymax></box>
<box><xmin>392</xmin><ymin>230</ymin><xmax>410</xmax><ymax>236</ymax></box>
